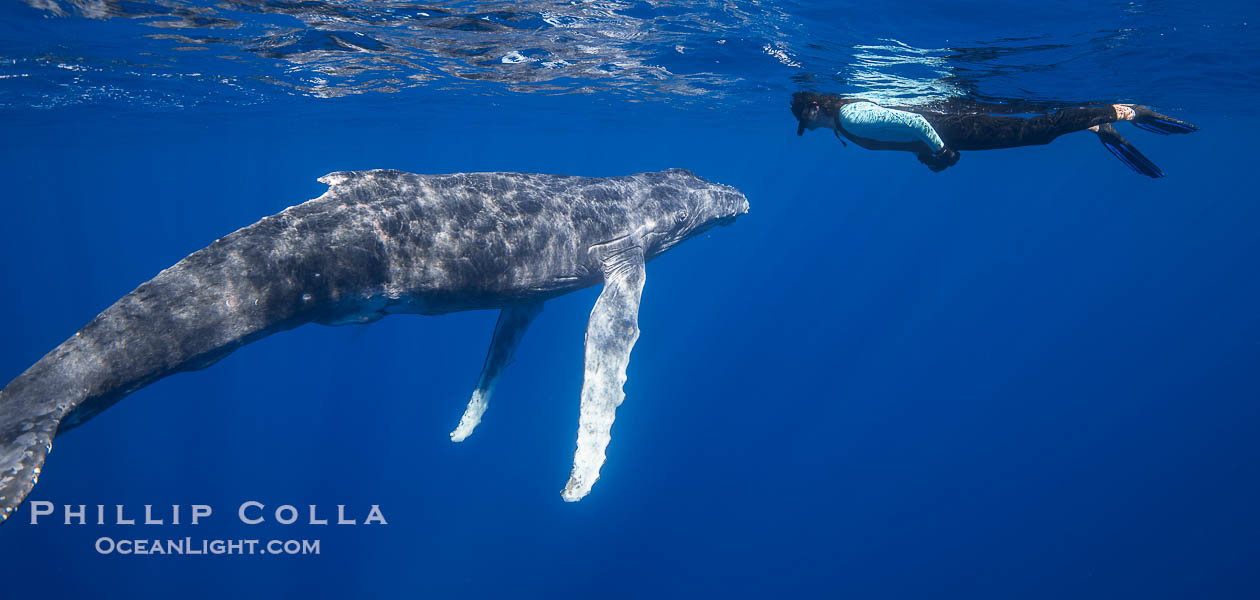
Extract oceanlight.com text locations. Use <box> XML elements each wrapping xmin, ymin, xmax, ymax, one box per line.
<box><xmin>95</xmin><ymin>537</ymin><xmax>321</xmax><ymax>556</ymax></box>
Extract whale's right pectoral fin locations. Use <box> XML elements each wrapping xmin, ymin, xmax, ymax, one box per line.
<box><xmin>450</xmin><ymin>301</ymin><xmax>543</xmax><ymax>442</ymax></box>
<box><xmin>562</xmin><ymin>240</ymin><xmax>646</xmax><ymax>502</ymax></box>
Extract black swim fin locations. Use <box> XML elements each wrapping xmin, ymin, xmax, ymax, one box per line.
<box><xmin>833</xmin><ymin>129</ymin><xmax>847</xmax><ymax>146</ymax></box>
<box><xmin>1131</xmin><ymin>106</ymin><xmax>1199</xmax><ymax>135</ymax></box>
<box><xmin>1095</xmin><ymin>123</ymin><xmax>1164</xmax><ymax>178</ymax></box>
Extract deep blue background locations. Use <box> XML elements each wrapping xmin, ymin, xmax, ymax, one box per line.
<box><xmin>1</xmin><ymin>93</ymin><xmax>1258</xmax><ymax>596</ymax></box>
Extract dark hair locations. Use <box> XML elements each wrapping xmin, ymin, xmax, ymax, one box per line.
<box><xmin>791</xmin><ymin>91</ymin><xmax>848</xmax><ymax>120</ymax></box>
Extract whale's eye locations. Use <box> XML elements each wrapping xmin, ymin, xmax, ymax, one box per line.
<box><xmin>674</xmin><ymin>210</ymin><xmax>688</xmax><ymax>223</ymax></box>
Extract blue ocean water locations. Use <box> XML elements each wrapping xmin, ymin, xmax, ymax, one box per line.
<box><xmin>1</xmin><ymin>1</ymin><xmax>1259</xmax><ymax>597</ymax></box>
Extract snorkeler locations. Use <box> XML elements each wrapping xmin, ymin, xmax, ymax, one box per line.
<box><xmin>790</xmin><ymin>92</ymin><xmax>1198</xmax><ymax>177</ymax></box>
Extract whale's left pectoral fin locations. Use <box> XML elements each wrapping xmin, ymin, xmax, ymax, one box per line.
<box><xmin>450</xmin><ymin>301</ymin><xmax>543</xmax><ymax>442</ymax></box>
<box><xmin>562</xmin><ymin>241</ymin><xmax>646</xmax><ymax>502</ymax></box>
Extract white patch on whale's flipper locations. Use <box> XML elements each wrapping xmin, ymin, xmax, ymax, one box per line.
<box><xmin>450</xmin><ymin>302</ymin><xmax>543</xmax><ymax>442</ymax></box>
<box><xmin>562</xmin><ymin>240</ymin><xmax>645</xmax><ymax>502</ymax></box>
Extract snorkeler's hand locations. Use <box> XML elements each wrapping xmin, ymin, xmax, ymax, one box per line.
<box><xmin>918</xmin><ymin>147</ymin><xmax>960</xmax><ymax>172</ymax></box>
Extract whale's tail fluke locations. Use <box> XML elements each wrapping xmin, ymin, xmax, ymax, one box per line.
<box><xmin>0</xmin><ymin>206</ymin><xmax>327</xmax><ymax>526</ymax></box>
<box><xmin>0</xmin><ymin>413</ymin><xmax>59</xmax><ymax>525</ymax></box>
<box><xmin>0</xmin><ymin>358</ymin><xmax>82</xmax><ymax>525</ymax></box>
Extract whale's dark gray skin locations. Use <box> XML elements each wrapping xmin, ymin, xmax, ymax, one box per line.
<box><xmin>0</xmin><ymin>168</ymin><xmax>749</xmax><ymax>524</ymax></box>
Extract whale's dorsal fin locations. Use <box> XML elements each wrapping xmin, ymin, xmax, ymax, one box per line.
<box><xmin>450</xmin><ymin>301</ymin><xmax>543</xmax><ymax>442</ymax></box>
<box><xmin>317</xmin><ymin>171</ymin><xmax>356</xmax><ymax>187</ymax></box>
<box><xmin>562</xmin><ymin>237</ymin><xmax>646</xmax><ymax>501</ymax></box>
<box><xmin>316</xmin><ymin>169</ymin><xmax>410</xmax><ymax>189</ymax></box>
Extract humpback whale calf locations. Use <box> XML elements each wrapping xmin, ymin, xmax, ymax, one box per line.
<box><xmin>0</xmin><ymin>168</ymin><xmax>749</xmax><ymax>524</ymax></box>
